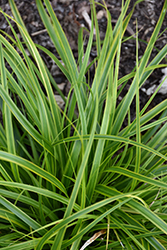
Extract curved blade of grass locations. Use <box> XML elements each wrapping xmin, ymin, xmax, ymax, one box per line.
<box><xmin>119</xmin><ymin>72</ymin><xmax>167</xmax><ymax>141</ymax></box>
<box><xmin>54</xmin><ymin>134</ymin><xmax>167</xmax><ymax>162</ymax></box>
<box><xmin>63</xmin><ymin>198</ymin><xmax>135</xmax><ymax>249</ymax></box>
<box><xmin>110</xmin><ymin>215</ymin><xmax>146</xmax><ymax>250</ymax></box>
<box><xmin>119</xmin><ymin>99</ymin><xmax>167</xmax><ymax>139</ymax></box>
<box><xmin>0</xmin><ymin>42</ymin><xmax>20</xmax><ymax>182</ymax></box>
<box><xmin>95</xmin><ymin>232</ymin><xmax>166</xmax><ymax>250</ymax></box>
<box><xmin>96</xmin><ymin>185</ymin><xmax>167</xmax><ymax>238</ymax></box>
<box><xmin>117</xmin><ymin>62</ymin><xmax>167</xmax><ymax>89</ymax></box>
<box><xmin>123</xmin><ymin>115</ymin><xmax>167</xmax><ymax>140</ymax></box>
<box><xmin>147</xmin><ymin>236</ymin><xmax>167</xmax><ymax>249</ymax></box>
<box><xmin>107</xmin><ymin>167</ymin><xmax>167</xmax><ymax>190</ymax></box>
<box><xmin>2</xmin><ymin>10</ymin><xmax>47</xmax><ymax>109</ymax></box>
<box><xmin>0</xmin><ymin>85</ymin><xmax>53</xmax><ymax>154</ymax></box>
<box><xmin>35</xmin><ymin>43</ymin><xmax>71</xmax><ymax>82</ymax></box>
<box><xmin>0</xmin><ymin>239</ymin><xmax>39</xmax><ymax>250</ymax></box>
<box><xmin>0</xmin><ymin>181</ymin><xmax>79</xmax><ymax>212</ymax></box>
<box><xmin>0</xmin><ymin>232</ymin><xmax>21</xmax><ymax>246</ymax></box>
<box><xmin>0</xmin><ymin>34</ymin><xmax>30</xmax><ymax>88</ymax></box>
<box><xmin>0</xmin><ymin>208</ymin><xmax>28</xmax><ymax>228</ymax></box>
<box><xmin>0</xmin><ymin>195</ymin><xmax>45</xmax><ymax>235</ymax></box>
<box><xmin>36</xmin><ymin>192</ymin><xmax>141</xmax><ymax>250</ymax></box>
<box><xmin>0</xmin><ymin>34</ymin><xmax>41</xmax><ymax>103</ymax></box>
<box><xmin>0</xmin><ymin>188</ymin><xmax>56</xmax><ymax>220</ymax></box>
<box><xmin>141</xmin><ymin>108</ymin><xmax>167</xmax><ymax>145</ymax></box>
<box><xmin>138</xmin><ymin>44</ymin><xmax>167</xmax><ymax>90</ymax></box>
<box><xmin>0</xmin><ymin>151</ymin><xmax>67</xmax><ymax>196</ymax></box>
<box><xmin>6</xmin><ymin>70</ymin><xmax>41</xmax><ymax>129</ymax></box>
<box><xmin>0</xmin><ymin>164</ymin><xmax>14</xmax><ymax>182</ymax></box>
<box><xmin>140</xmin><ymin>119</ymin><xmax>167</xmax><ymax>168</ymax></box>
<box><xmin>129</xmin><ymin>200</ymin><xmax>167</xmax><ymax>236</ymax></box>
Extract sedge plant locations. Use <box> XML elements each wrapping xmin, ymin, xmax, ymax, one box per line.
<box><xmin>0</xmin><ymin>0</ymin><xmax>167</xmax><ymax>249</ymax></box>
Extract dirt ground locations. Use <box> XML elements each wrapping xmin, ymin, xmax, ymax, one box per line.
<box><xmin>0</xmin><ymin>0</ymin><xmax>167</xmax><ymax>123</ymax></box>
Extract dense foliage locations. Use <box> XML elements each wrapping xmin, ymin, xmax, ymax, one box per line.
<box><xmin>0</xmin><ymin>0</ymin><xmax>167</xmax><ymax>249</ymax></box>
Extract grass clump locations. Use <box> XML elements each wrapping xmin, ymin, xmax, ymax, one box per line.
<box><xmin>0</xmin><ymin>0</ymin><xmax>167</xmax><ymax>249</ymax></box>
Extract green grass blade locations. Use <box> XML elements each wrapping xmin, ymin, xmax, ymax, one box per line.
<box><xmin>107</xmin><ymin>167</ymin><xmax>167</xmax><ymax>190</ymax></box>
<box><xmin>0</xmin><ymin>42</ymin><xmax>20</xmax><ymax>182</ymax></box>
<box><xmin>112</xmin><ymin>0</ymin><xmax>167</xmax><ymax>135</ymax></box>
<box><xmin>0</xmin><ymin>181</ymin><xmax>79</xmax><ymax>212</ymax></box>
<box><xmin>36</xmin><ymin>0</ymin><xmax>78</xmax><ymax>81</ymax></box>
<box><xmin>0</xmin><ymin>195</ymin><xmax>45</xmax><ymax>235</ymax></box>
<box><xmin>36</xmin><ymin>192</ymin><xmax>140</xmax><ymax>250</ymax></box>
<box><xmin>0</xmin><ymin>151</ymin><xmax>67</xmax><ymax>196</ymax></box>
<box><xmin>0</xmin><ymin>85</ymin><xmax>53</xmax><ymax>154</ymax></box>
<box><xmin>0</xmin><ymin>239</ymin><xmax>39</xmax><ymax>250</ymax></box>
<box><xmin>50</xmin><ymin>86</ymin><xmax>99</xmax><ymax>249</ymax></box>
<box><xmin>131</xmin><ymin>21</ymin><xmax>141</xmax><ymax>191</ymax></box>
<box><xmin>54</xmin><ymin>134</ymin><xmax>167</xmax><ymax>162</ymax></box>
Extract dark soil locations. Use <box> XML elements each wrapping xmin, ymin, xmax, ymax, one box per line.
<box><xmin>0</xmin><ymin>0</ymin><xmax>167</xmax><ymax>123</ymax></box>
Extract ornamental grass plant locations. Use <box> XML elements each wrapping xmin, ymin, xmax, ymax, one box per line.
<box><xmin>0</xmin><ymin>0</ymin><xmax>167</xmax><ymax>249</ymax></box>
